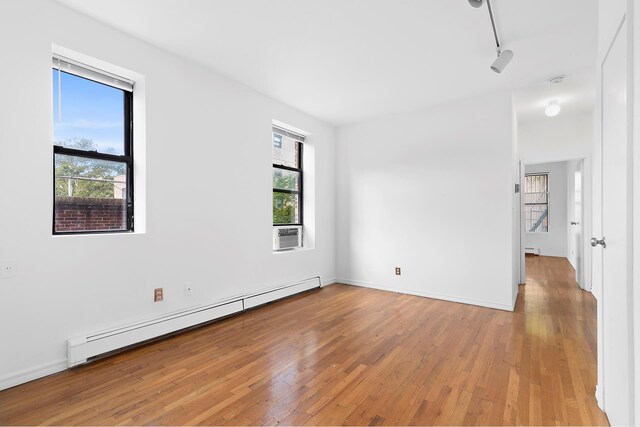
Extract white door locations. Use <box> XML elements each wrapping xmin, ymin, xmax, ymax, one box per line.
<box><xmin>573</xmin><ymin>159</ymin><xmax>584</xmax><ymax>288</ymax></box>
<box><xmin>599</xmin><ymin>17</ymin><xmax>633</xmax><ymax>426</ymax></box>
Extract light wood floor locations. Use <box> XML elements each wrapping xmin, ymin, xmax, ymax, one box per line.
<box><xmin>0</xmin><ymin>256</ymin><xmax>608</xmax><ymax>425</ymax></box>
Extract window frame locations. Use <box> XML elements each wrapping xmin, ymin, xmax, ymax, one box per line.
<box><xmin>272</xmin><ymin>131</ymin><xmax>303</xmax><ymax>227</ymax></box>
<box><xmin>52</xmin><ymin>68</ymin><xmax>134</xmax><ymax>235</ymax></box>
<box><xmin>524</xmin><ymin>173</ymin><xmax>549</xmax><ymax>233</ymax></box>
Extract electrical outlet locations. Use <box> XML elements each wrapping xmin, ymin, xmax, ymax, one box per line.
<box><xmin>0</xmin><ymin>260</ymin><xmax>16</xmax><ymax>278</ymax></box>
<box><xmin>184</xmin><ymin>283</ymin><xmax>193</xmax><ymax>296</ymax></box>
<box><xmin>395</xmin><ymin>267</ymin><xmax>401</xmax><ymax>276</ymax></box>
<box><xmin>154</xmin><ymin>288</ymin><xmax>164</xmax><ymax>302</ymax></box>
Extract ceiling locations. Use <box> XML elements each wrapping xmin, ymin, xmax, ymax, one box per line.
<box><xmin>513</xmin><ymin>72</ymin><xmax>596</xmax><ymax>124</ymax></box>
<box><xmin>56</xmin><ymin>0</ymin><xmax>597</xmax><ymax>126</ymax></box>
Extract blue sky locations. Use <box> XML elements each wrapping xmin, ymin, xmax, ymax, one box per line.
<box><xmin>52</xmin><ymin>69</ymin><xmax>125</xmax><ymax>155</ymax></box>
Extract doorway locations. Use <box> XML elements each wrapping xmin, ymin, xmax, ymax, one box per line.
<box><xmin>519</xmin><ymin>159</ymin><xmax>587</xmax><ymax>290</ymax></box>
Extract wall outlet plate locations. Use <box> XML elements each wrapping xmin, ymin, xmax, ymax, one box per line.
<box><xmin>154</xmin><ymin>288</ymin><xmax>164</xmax><ymax>302</ymax></box>
<box><xmin>0</xmin><ymin>259</ymin><xmax>17</xmax><ymax>278</ymax></box>
<box><xmin>395</xmin><ymin>267</ymin><xmax>401</xmax><ymax>276</ymax></box>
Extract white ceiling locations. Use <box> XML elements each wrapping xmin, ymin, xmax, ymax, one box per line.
<box><xmin>513</xmin><ymin>72</ymin><xmax>596</xmax><ymax>124</ymax></box>
<box><xmin>56</xmin><ymin>0</ymin><xmax>597</xmax><ymax>126</ymax></box>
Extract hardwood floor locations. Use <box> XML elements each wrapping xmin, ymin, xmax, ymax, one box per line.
<box><xmin>0</xmin><ymin>256</ymin><xmax>607</xmax><ymax>425</ymax></box>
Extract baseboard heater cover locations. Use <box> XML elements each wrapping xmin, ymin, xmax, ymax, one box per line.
<box><xmin>244</xmin><ymin>280</ymin><xmax>318</xmax><ymax>309</ymax></box>
<box><xmin>68</xmin><ymin>277</ymin><xmax>320</xmax><ymax>367</ymax></box>
<box><xmin>524</xmin><ymin>247</ymin><xmax>540</xmax><ymax>255</ymax></box>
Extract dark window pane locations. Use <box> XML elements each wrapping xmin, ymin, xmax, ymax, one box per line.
<box><xmin>53</xmin><ymin>69</ymin><xmax>125</xmax><ymax>155</ymax></box>
<box><xmin>273</xmin><ymin>192</ymin><xmax>299</xmax><ymax>224</ymax></box>
<box><xmin>54</xmin><ymin>154</ymin><xmax>128</xmax><ymax>232</ymax></box>
<box><xmin>273</xmin><ymin>168</ymin><xmax>300</xmax><ymax>191</ymax></box>
<box><xmin>272</xmin><ymin>135</ymin><xmax>300</xmax><ymax>168</ymax></box>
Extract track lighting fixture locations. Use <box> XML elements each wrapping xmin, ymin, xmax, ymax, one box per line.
<box><xmin>491</xmin><ymin>49</ymin><xmax>513</xmax><ymax>73</ymax></box>
<box><xmin>468</xmin><ymin>0</ymin><xmax>485</xmax><ymax>8</ymax></box>
<box><xmin>469</xmin><ymin>0</ymin><xmax>513</xmax><ymax>73</ymax></box>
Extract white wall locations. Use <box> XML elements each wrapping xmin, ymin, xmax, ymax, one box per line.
<box><xmin>0</xmin><ymin>0</ymin><xmax>336</xmax><ymax>387</ymax></box>
<box><xmin>519</xmin><ymin>114</ymin><xmax>593</xmax><ymax>163</ymax></box>
<box><xmin>335</xmin><ymin>91</ymin><xmax>516</xmax><ymax>311</ymax></box>
<box><xmin>524</xmin><ymin>162</ymin><xmax>568</xmax><ymax>258</ymax></box>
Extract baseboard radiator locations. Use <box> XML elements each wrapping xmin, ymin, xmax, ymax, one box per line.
<box><xmin>68</xmin><ymin>277</ymin><xmax>321</xmax><ymax>367</ymax></box>
<box><xmin>524</xmin><ymin>247</ymin><xmax>540</xmax><ymax>255</ymax></box>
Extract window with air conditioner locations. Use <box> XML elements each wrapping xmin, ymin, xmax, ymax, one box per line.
<box><xmin>272</xmin><ymin>126</ymin><xmax>304</xmax><ymax>250</ymax></box>
<box><xmin>52</xmin><ymin>56</ymin><xmax>134</xmax><ymax>234</ymax></box>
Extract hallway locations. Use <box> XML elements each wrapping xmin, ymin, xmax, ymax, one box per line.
<box><xmin>512</xmin><ymin>255</ymin><xmax>606</xmax><ymax>425</ymax></box>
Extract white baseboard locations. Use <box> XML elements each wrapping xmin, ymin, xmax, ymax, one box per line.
<box><xmin>0</xmin><ymin>359</ymin><xmax>67</xmax><ymax>391</ymax></box>
<box><xmin>321</xmin><ymin>277</ymin><xmax>337</xmax><ymax>287</ymax></box>
<box><xmin>595</xmin><ymin>384</ymin><xmax>604</xmax><ymax>411</ymax></box>
<box><xmin>337</xmin><ymin>278</ymin><xmax>516</xmax><ymax>312</ymax></box>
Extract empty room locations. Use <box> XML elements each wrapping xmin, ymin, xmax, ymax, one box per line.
<box><xmin>1</xmin><ymin>0</ymin><xmax>639</xmax><ymax>425</ymax></box>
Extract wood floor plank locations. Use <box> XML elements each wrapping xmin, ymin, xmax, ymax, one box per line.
<box><xmin>0</xmin><ymin>255</ymin><xmax>607</xmax><ymax>425</ymax></box>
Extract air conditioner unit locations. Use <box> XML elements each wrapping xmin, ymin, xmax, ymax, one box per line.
<box><xmin>274</xmin><ymin>227</ymin><xmax>302</xmax><ymax>250</ymax></box>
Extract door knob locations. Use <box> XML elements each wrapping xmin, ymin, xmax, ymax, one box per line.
<box><xmin>591</xmin><ymin>237</ymin><xmax>606</xmax><ymax>248</ymax></box>
<box><xmin>571</xmin><ymin>221</ymin><xmax>579</xmax><ymax>225</ymax></box>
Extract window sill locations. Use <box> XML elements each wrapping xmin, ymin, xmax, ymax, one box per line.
<box><xmin>52</xmin><ymin>230</ymin><xmax>146</xmax><ymax>238</ymax></box>
<box><xmin>273</xmin><ymin>247</ymin><xmax>315</xmax><ymax>255</ymax></box>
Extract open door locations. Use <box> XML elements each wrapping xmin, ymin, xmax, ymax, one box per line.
<box><xmin>571</xmin><ymin>159</ymin><xmax>584</xmax><ymax>288</ymax></box>
<box><xmin>596</xmin><ymin>16</ymin><xmax>634</xmax><ymax>425</ymax></box>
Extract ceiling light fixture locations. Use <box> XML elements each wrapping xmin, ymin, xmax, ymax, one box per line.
<box><xmin>469</xmin><ymin>0</ymin><xmax>513</xmax><ymax>73</ymax></box>
<box><xmin>545</xmin><ymin>101</ymin><xmax>561</xmax><ymax>117</ymax></box>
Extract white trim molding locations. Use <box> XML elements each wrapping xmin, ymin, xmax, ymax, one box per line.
<box><xmin>595</xmin><ymin>384</ymin><xmax>604</xmax><ymax>411</ymax></box>
<box><xmin>0</xmin><ymin>359</ymin><xmax>67</xmax><ymax>391</ymax></box>
<box><xmin>321</xmin><ymin>277</ymin><xmax>338</xmax><ymax>287</ymax></box>
<box><xmin>337</xmin><ymin>278</ymin><xmax>517</xmax><ymax>312</ymax></box>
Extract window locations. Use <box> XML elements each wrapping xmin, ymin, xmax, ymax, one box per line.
<box><xmin>272</xmin><ymin>126</ymin><xmax>303</xmax><ymax>226</ymax></box>
<box><xmin>524</xmin><ymin>173</ymin><xmax>549</xmax><ymax>232</ymax></box>
<box><xmin>273</xmin><ymin>133</ymin><xmax>282</xmax><ymax>149</ymax></box>
<box><xmin>52</xmin><ymin>56</ymin><xmax>134</xmax><ymax>234</ymax></box>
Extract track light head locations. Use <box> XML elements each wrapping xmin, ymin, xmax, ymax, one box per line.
<box><xmin>468</xmin><ymin>0</ymin><xmax>485</xmax><ymax>7</ymax></box>
<box><xmin>491</xmin><ymin>49</ymin><xmax>513</xmax><ymax>73</ymax></box>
